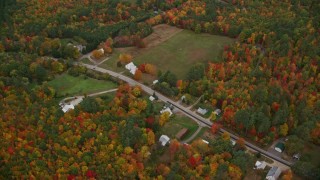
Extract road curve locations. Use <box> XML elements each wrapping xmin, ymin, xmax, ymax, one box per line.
<box><xmin>81</xmin><ymin>63</ymin><xmax>293</xmax><ymax>168</ymax></box>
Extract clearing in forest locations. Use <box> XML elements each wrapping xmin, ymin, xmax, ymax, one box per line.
<box><xmin>101</xmin><ymin>24</ymin><xmax>234</xmax><ymax>79</ymax></box>
<box><xmin>48</xmin><ymin>73</ymin><xmax>117</xmax><ymax>97</ymax></box>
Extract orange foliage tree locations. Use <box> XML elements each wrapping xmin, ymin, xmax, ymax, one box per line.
<box><xmin>134</xmin><ymin>69</ymin><xmax>142</xmax><ymax>80</ymax></box>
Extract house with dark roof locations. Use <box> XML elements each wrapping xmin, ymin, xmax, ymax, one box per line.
<box><xmin>266</xmin><ymin>166</ymin><xmax>281</xmax><ymax>180</ymax></box>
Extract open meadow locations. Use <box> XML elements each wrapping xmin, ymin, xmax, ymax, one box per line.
<box><xmin>100</xmin><ymin>24</ymin><xmax>234</xmax><ymax>79</ymax></box>
<box><xmin>48</xmin><ymin>73</ymin><xmax>117</xmax><ymax>97</ymax></box>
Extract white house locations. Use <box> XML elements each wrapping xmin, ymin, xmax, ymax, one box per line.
<box><xmin>98</xmin><ymin>48</ymin><xmax>104</xmax><ymax>54</ymax></box>
<box><xmin>266</xmin><ymin>166</ymin><xmax>281</xmax><ymax>180</ymax></box>
<box><xmin>214</xmin><ymin>109</ymin><xmax>222</xmax><ymax>115</ymax></box>
<box><xmin>149</xmin><ymin>96</ymin><xmax>155</xmax><ymax>102</ymax></box>
<box><xmin>153</xmin><ymin>80</ymin><xmax>159</xmax><ymax>85</ymax></box>
<box><xmin>159</xmin><ymin>135</ymin><xmax>170</xmax><ymax>146</ymax></box>
<box><xmin>230</xmin><ymin>139</ymin><xmax>236</xmax><ymax>146</ymax></box>
<box><xmin>75</xmin><ymin>45</ymin><xmax>86</xmax><ymax>53</ymax></box>
<box><xmin>125</xmin><ymin>62</ymin><xmax>137</xmax><ymax>75</ymax></box>
<box><xmin>61</xmin><ymin>104</ymin><xmax>74</xmax><ymax>113</ymax></box>
<box><xmin>160</xmin><ymin>107</ymin><xmax>173</xmax><ymax>117</ymax></box>
<box><xmin>197</xmin><ymin>107</ymin><xmax>208</xmax><ymax>115</ymax></box>
<box><xmin>254</xmin><ymin>161</ymin><xmax>267</xmax><ymax>170</ymax></box>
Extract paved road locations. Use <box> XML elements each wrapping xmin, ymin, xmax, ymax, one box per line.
<box><xmin>81</xmin><ymin>63</ymin><xmax>293</xmax><ymax>168</ymax></box>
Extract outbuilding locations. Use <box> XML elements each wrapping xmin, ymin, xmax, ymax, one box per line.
<box><xmin>197</xmin><ymin>107</ymin><xmax>208</xmax><ymax>115</ymax></box>
<box><xmin>266</xmin><ymin>166</ymin><xmax>281</xmax><ymax>180</ymax></box>
<box><xmin>159</xmin><ymin>135</ymin><xmax>170</xmax><ymax>146</ymax></box>
<box><xmin>274</xmin><ymin>142</ymin><xmax>285</xmax><ymax>153</ymax></box>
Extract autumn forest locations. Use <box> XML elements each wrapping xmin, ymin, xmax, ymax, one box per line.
<box><xmin>0</xmin><ymin>0</ymin><xmax>319</xmax><ymax>179</ymax></box>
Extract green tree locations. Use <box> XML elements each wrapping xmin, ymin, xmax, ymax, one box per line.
<box><xmin>186</xmin><ymin>63</ymin><xmax>205</xmax><ymax>81</ymax></box>
<box><xmin>80</xmin><ymin>97</ymin><xmax>100</xmax><ymax>113</ymax></box>
<box><xmin>285</xmin><ymin>135</ymin><xmax>304</xmax><ymax>156</ymax></box>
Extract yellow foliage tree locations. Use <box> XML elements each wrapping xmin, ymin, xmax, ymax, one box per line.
<box><xmin>159</xmin><ymin>111</ymin><xmax>170</xmax><ymax>126</ymax></box>
<box><xmin>145</xmin><ymin>64</ymin><xmax>157</xmax><ymax>76</ymax></box>
<box><xmin>222</xmin><ymin>132</ymin><xmax>230</xmax><ymax>141</ymax></box>
<box><xmin>124</xmin><ymin>147</ymin><xmax>133</xmax><ymax>154</ymax></box>
<box><xmin>147</xmin><ymin>131</ymin><xmax>155</xmax><ymax>145</ymax></box>
<box><xmin>279</xmin><ymin>123</ymin><xmax>289</xmax><ymax>136</ymax></box>
<box><xmin>119</xmin><ymin>53</ymin><xmax>133</xmax><ymax>64</ymax></box>
<box><xmin>92</xmin><ymin>49</ymin><xmax>104</xmax><ymax>59</ymax></box>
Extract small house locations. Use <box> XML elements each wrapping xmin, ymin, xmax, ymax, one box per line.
<box><xmin>175</xmin><ymin>128</ymin><xmax>188</xmax><ymax>140</ymax></box>
<box><xmin>159</xmin><ymin>135</ymin><xmax>170</xmax><ymax>146</ymax></box>
<box><xmin>149</xmin><ymin>96</ymin><xmax>155</xmax><ymax>102</ymax></box>
<box><xmin>75</xmin><ymin>45</ymin><xmax>86</xmax><ymax>53</ymax></box>
<box><xmin>214</xmin><ymin>109</ymin><xmax>221</xmax><ymax>115</ymax></box>
<box><xmin>274</xmin><ymin>142</ymin><xmax>285</xmax><ymax>153</ymax></box>
<box><xmin>125</xmin><ymin>62</ymin><xmax>137</xmax><ymax>75</ymax></box>
<box><xmin>254</xmin><ymin>161</ymin><xmax>266</xmax><ymax>170</ymax></box>
<box><xmin>160</xmin><ymin>107</ymin><xmax>173</xmax><ymax>117</ymax></box>
<box><xmin>98</xmin><ymin>48</ymin><xmax>104</xmax><ymax>54</ymax></box>
<box><xmin>230</xmin><ymin>139</ymin><xmax>236</xmax><ymax>146</ymax></box>
<box><xmin>197</xmin><ymin>107</ymin><xmax>208</xmax><ymax>115</ymax></box>
<box><xmin>61</xmin><ymin>104</ymin><xmax>74</xmax><ymax>113</ymax></box>
<box><xmin>293</xmin><ymin>153</ymin><xmax>301</xmax><ymax>160</ymax></box>
<box><xmin>266</xmin><ymin>166</ymin><xmax>281</xmax><ymax>180</ymax></box>
<box><xmin>153</xmin><ymin>80</ymin><xmax>159</xmax><ymax>85</ymax></box>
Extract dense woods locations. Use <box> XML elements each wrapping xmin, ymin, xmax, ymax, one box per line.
<box><xmin>0</xmin><ymin>0</ymin><xmax>319</xmax><ymax>179</ymax></box>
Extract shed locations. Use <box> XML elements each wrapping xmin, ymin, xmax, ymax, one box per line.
<box><xmin>175</xmin><ymin>128</ymin><xmax>188</xmax><ymax>140</ymax></box>
<box><xmin>98</xmin><ymin>48</ymin><xmax>104</xmax><ymax>54</ymax></box>
<box><xmin>159</xmin><ymin>135</ymin><xmax>170</xmax><ymax>146</ymax></box>
<box><xmin>293</xmin><ymin>153</ymin><xmax>301</xmax><ymax>160</ymax></box>
<box><xmin>125</xmin><ymin>62</ymin><xmax>137</xmax><ymax>75</ymax></box>
<box><xmin>254</xmin><ymin>161</ymin><xmax>266</xmax><ymax>170</ymax></box>
<box><xmin>266</xmin><ymin>166</ymin><xmax>281</xmax><ymax>180</ymax></box>
<box><xmin>153</xmin><ymin>80</ymin><xmax>159</xmax><ymax>84</ymax></box>
<box><xmin>214</xmin><ymin>109</ymin><xmax>221</xmax><ymax>115</ymax></box>
<box><xmin>149</xmin><ymin>96</ymin><xmax>155</xmax><ymax>102</ymax></box>
<box><xmin>202</xmin><ymin>139</ymin><xmax>209</xmax><ymax>144</ymax></box>
<box><xmin>230</xmin><ymin>139</ymin><xmax>236</xmax><ymax>146</ymax></box>
<box><xmin>274</xmin><ymin>142</ymin><xmax>285</xmax><ymax>153</ymax></box>
<box><xmin>197</xmin><ymin>107</ymin><xmax>208</xmax><ymax>115</ymax></box>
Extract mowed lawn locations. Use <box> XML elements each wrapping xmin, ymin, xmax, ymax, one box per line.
<box><xmin>134</xmin><ymin>30</ymin><xmax>234</xmax><ymax>79</ymax></box>
<box><xmin>48</xmin><ymin>73</ymin><xmax>117</xmax><ymax>96</ymax></box>
<box><xmin>161</xmin><ymin>113</ymin><xmax>199</xmax><ymax>141</ymax></box>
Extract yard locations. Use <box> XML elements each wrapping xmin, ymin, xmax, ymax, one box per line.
<box><xmin>100</xmin><ymin>24</ymin><xmax>234</xmax><ymax>80</ymax></box>
<box><xmin>160</xmin><ymin>112</ymin><xmax>199</xmax><ymax>141</ymax></box>
<box><xmin>48</xmin><ymin>73</ymin><xmax>118</xmax><ymax>97</ymax></box>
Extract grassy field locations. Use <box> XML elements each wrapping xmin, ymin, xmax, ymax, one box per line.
<box><xmin>80</xmin><ymin>57</ymin><xmax>93</xmax><ymax>65</ymax></box>
<box><xmin>48</xmin><ymin>73</ymin><xmax>117</xmax><ymax>97</ymax></box>
<box><xmin>100</xmin><ymin>30</ymin><xmax>234</xmax><ymax>79</ymax></box>
<box><xmin>193</xmin><ymin>127</ymin><xmax>210</xmax><ymax>141</ymax></box>
<box><xmin>161</xmin><ymin>113</ymin><xmax>199</xmax><ymax>141</ymax></box>
<box><xmin>134</xmin><ymin>30</ymin><xmax>234</xmax><ymax>79</ymax></box>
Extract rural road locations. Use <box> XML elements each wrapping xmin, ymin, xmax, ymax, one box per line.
<box><xmin>81</xmin><ymin>63</ymin><xmax>293</xmax><ymax>169</ymax></box>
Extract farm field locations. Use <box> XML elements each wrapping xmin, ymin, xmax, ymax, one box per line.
<box><xmin>134</xmin><ymin>30</ymin><xmax>234</xmax><ymax>79</ymax></box>
<box><xmin>100</xmin><ymin>24</ymin><xmax>234</xmax><ymax>79</ymax></box>
<box><xmin>48</xmin><ymin>73</ymin><xmax>117</xmax><ymax>97</ymax></box>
